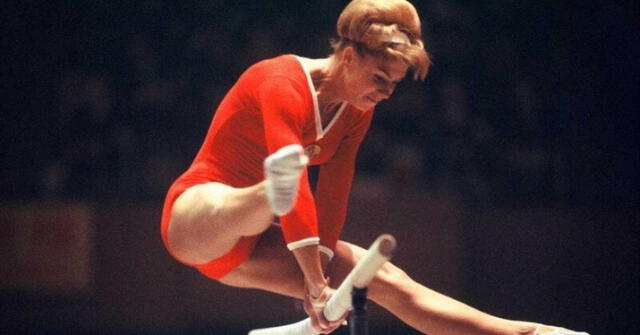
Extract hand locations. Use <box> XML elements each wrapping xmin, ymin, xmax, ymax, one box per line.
<box><xmin>303</xmin><ymin>281</ymin><xmax>347</xmax><ymax>334</ymax></box>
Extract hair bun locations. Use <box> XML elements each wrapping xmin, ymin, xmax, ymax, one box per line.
<box><xmin>334</xmin><ymin>0</ymin><xmax>431</xmax><ymax>80</ymax></box>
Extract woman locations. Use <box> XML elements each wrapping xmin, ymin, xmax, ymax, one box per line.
<box><xmin>161</xmin><ymin>0</ymin><xmax>588</xmax><ymax>334</ymax></box>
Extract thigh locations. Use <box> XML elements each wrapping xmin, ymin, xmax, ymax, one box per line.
<box><xmin>168</xmin><ymin>182</ymin><xmax>242</xmax><ymax>263</ymax></box>
<box><xmin>325</xmin><ymin>240</ymin><xmax>365</xmax><ymax>289</ymax></box>
<box><xmin>219</xmin><ymin>228</ymin><xmax>377</xmax><ymax>300</ymax></box>
<box><xmin>219</xmin><ymin>224</ymin><xmax>306</xmax><ymax>299</ymax></box>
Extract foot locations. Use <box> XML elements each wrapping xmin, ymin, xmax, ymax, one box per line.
<box><xmin>534</xmin><ymin>324</ymin><xmax>590</xmax><ymax>335</ymax></box>
<box><xmin>264</xmin><ymin>144</ymin><xmax>309</xmax><ymax>216</ymax></box>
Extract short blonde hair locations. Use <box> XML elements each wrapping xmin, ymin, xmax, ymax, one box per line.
<box><xmin>333</xmin><ymin>0</ymin><xmax>431</xmax><ymax>80</ymax></box>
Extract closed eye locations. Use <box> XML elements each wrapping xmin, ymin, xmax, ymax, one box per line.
<box><xmin>373</xmin><ymin>74</ymin><xmax>386</xmax><ymax>84</ymax></box>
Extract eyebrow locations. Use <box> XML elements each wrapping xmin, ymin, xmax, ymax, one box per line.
<box><xmin>377</xmin><ymin>66</ymin><xmax>405</xmax><ymax>83</ymax></box>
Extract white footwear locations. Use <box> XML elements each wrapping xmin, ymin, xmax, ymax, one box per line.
<box><xmin>535</xmin><ymin>324</ymin><xmax>590</xmax><ymax>335</ymax></box>
<box><xmin>264</xmin><ymin>144</ymin><xmax>309</xmax><ymax>216</ymax></box>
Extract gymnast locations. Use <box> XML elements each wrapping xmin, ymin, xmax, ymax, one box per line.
<box><xmin>160</xmin><ymin>0</ymin><xmax>588</xmax><ymax>334</ymax></box>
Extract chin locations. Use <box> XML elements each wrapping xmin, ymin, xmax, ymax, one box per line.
<box><xmin>352</xmin><ymin>103</ymin><xmax>372</xmax><ymax>111</ymax></box>
<box><xmin>354</xmin><ymin>98</ymin><xmax>376</xmax><ymax>110</ymax></box>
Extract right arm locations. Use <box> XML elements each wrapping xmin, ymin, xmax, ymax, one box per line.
<box><xmin>257</xmin><ymin>76</ymin><xmax>329</xmax><ymax>301</ymax></box>
<box><xmin>258</xmin><ymin>77</ymin><xmax>340</xmax><ymax>331</ymax></box>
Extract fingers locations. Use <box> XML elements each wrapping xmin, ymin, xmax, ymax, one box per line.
<box><xmin>304</xmin><ymin>299</ymin><xmax>340</xmax><ymax>333</ymax></box>
<box><xmin>312</xmin><ymin>310</ymin><xmax>343</xmax><ymax>334</ymax></box>
<box><xmin>303</xmin><ymin>295</ymin><xmax>346</xmax><ymax>334</ymax></box>
<box><xmin>303</xmin><ymin>280</ymin><xmax>348</xmax><ymax>333</ymax></box>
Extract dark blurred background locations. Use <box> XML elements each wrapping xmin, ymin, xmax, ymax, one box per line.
<box><xmin>1</xmin><ymin>1</ymin><xmax>638</xmax><ymax>334</ymax></box>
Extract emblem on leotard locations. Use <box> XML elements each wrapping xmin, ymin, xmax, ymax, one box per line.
<box><xmin>304</xmin><ymin>144</ymin><xmax>321</xmax><ymax>159</ymax></box>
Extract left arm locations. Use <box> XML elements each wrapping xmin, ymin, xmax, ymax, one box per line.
<box><xmin>315</xmin><ymin>110</ymin><xmax>374</xmax><ymax>253</ymax></box>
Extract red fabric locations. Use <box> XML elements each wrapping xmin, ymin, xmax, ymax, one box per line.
<box><xmin>160</xmin><ymin>55</ymin><xmax>373</xmax><ymax>278</ymax></box>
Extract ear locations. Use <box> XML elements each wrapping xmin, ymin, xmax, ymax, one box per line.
<box><xmin>341</xmin><ymin>46</ymin><xmax>355</xmax><ymax>68</ymax></box>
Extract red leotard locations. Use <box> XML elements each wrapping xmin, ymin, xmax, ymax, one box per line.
<box><xmin>161</xmin><ymin>54</ymin><xmax>373</xmax><ymax>279</ymax></box>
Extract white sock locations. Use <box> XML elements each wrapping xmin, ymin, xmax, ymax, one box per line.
<box><xmin>264</xmin><ymin>144</ymin><xmax>309</xmax><ymax>216</ymax></box>
<box><xmin>536</xmin><ymin>324</ymin><xmax>590</xmax><ymax>335</ymax></box>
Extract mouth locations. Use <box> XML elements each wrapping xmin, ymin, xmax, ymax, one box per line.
<box><xmin>365</xmin><ymin>96</ymin><xmax>378</xmax><ymax>104</ymax></box>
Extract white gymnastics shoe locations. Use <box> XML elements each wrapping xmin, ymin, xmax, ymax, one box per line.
<box><xmin>535</xmin><ymin>325</ymin><xmax>590</xmax><ymax>335</ymax></box>
<box><xmin>264</xmin><ymin>144</ymin><xmax>309</xmax><ymax>216</ymax></box>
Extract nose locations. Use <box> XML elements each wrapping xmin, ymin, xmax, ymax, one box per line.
<box><xmin>378</xmin><ymin>82</ymin><xmax>396</xmax><ymax>99</ymax></box>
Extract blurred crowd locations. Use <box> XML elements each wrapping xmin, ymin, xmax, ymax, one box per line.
<box><xmin>2</xmin><ymin>0</ymin><xmax>636</xmax><ymax>206</ymax></box>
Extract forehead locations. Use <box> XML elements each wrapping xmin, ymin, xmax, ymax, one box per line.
<box><xmin>361</xmin><ymin>54</ymin><xmax>408</xmax><ymax>80</ymax></box>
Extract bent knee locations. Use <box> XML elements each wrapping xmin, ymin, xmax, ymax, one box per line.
<box><xmin>377</xmin><ymin>262</ymin><xmax>411</xmax><ymax>287</ymax></box>
<box><xmin>369</xmin><ymin>262</ymin><xmax>414</xmax><ymax>302</ymax></box>
<box><xmin>167</xmin><ymin>186</ymin><xmax>228</xmax><ymax>264</ymax></box>
<box><xmin>166</xmin><ymin>213</ymin><xmax>198</xmax><ymax>264</ymax></box>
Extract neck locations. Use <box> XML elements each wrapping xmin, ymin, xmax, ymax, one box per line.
<box><xmin>304</xmin><ymin>55</ymin><xmax>344</xmax><ymax>116</ymax></box>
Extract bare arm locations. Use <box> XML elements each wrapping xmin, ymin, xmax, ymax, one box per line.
<box><xmin>291</xmin><ymin>245</ymin><xmax>345</xmax><ymax>333</ymax></box>
<box><xmin>290</xmin><ymin>245</ymin><xmax>329</xmax><ymax>296</ymax></box>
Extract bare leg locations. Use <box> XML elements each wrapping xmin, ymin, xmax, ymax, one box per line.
<box><xmin>167</xmin><ymin>181</ymin><xmax>273</xmax><ymax>264</ymax></box>
<box><xmin>220</xmin><ymin>225</ymin><xmax>539</xmax><ymax>335</ymax></box>
<box><xmin>329</xmin><ymin>241</ymin><xmax>538</xmax><ymax>335</ymax></box>
<box><xmin>219</xmin><ymin>225</ymin><xmax>305</xmax><ymax>297</ymax></box>
<box><xmin>167</xmin><ymin>145</ymin><xmax>308</xmax><ymax>265</ymax></box>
